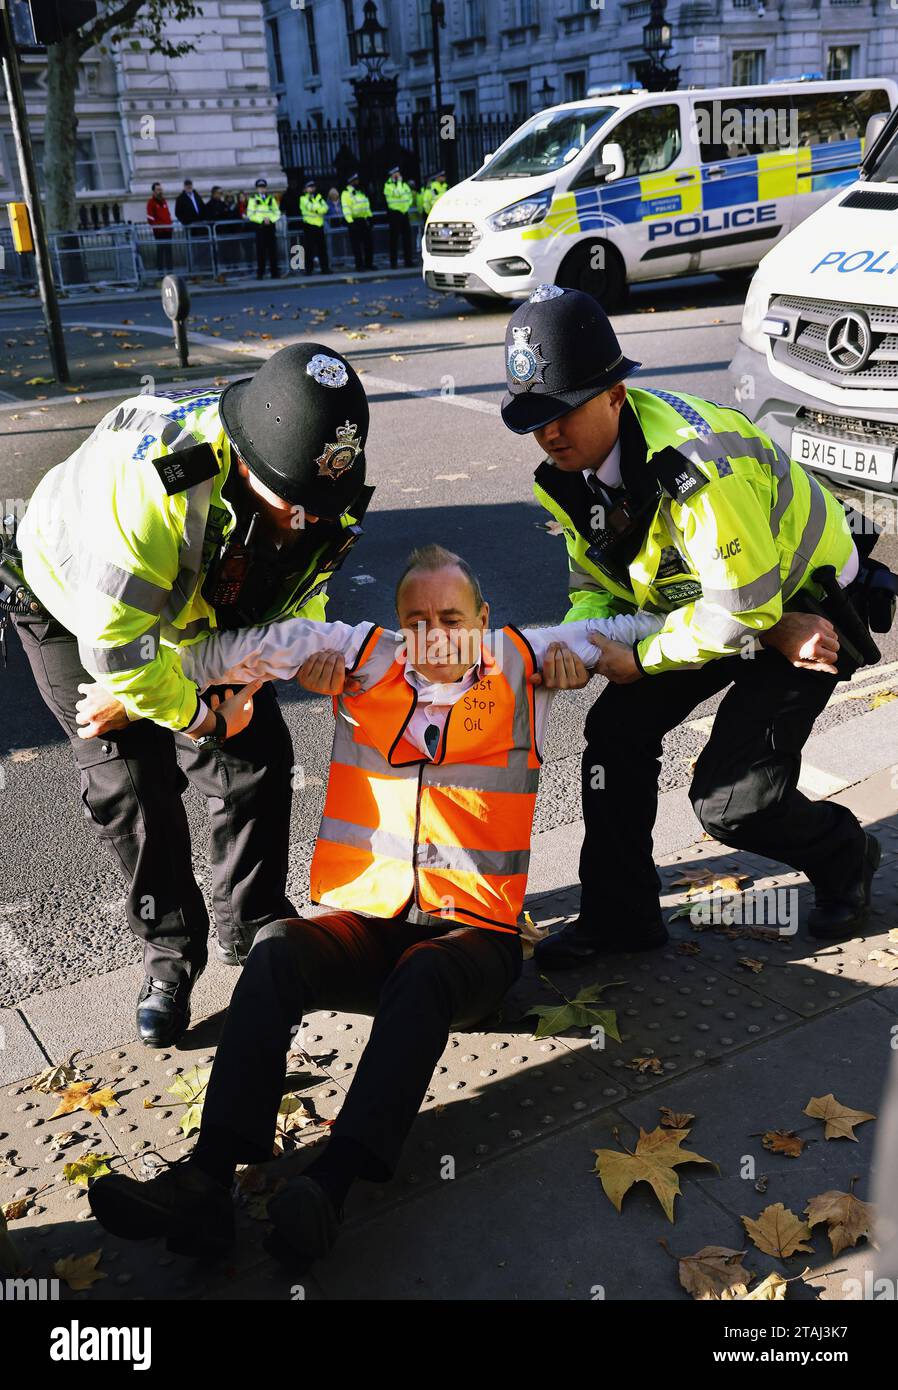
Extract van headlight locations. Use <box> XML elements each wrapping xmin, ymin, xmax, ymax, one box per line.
<box><xmin>487</xmin><ymin>190</ymin><xmax>552</xmax><ymax>232</ymax></box>
<box><xmin>740</xmin><ymin>272</ymin><xmax>773</xmax><ymax>355</ymax></box>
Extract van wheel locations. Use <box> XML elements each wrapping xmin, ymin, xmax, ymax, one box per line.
<box><xmin>461</xmin><ymin>293</ymin><xmax>508</xmax><ymax>312</ymax></box>
<box><xmin>557</xmin><ymin>242</ymin><xmax>627</xmax><ymax>312</ymax></box>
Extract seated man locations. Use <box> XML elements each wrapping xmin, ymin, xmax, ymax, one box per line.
<box><xmin>87</xmin><ymin>544</ymin><xmax>832</xmax><ymax>1268</ymax></box>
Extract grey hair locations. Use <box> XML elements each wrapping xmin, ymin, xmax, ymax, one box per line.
<box><xmin>395</xmin><ymin>543</ymin><xmax>484</xmax><ymax>612</ymax></box>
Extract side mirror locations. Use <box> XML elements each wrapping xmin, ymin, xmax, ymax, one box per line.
<box><xmin>594</xmin><ymin>141</ymin><xmax>626</xmax><ymax>184</ymax></box>
<box><xmin>864</xmin><ymin>112</ymin><xmax>889</xmax><ymax>154</ymax></box>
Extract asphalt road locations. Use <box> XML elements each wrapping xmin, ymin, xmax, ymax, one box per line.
<box><xmin>1</xmin><ymin>270</ymin><xmax>896</xmax><ymax>1005</ymax></box>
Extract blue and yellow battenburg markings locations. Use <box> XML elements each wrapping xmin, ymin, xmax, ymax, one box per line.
<box><xmin>521</xmin><ymin>138</ymin><xmax>864</xmax><ymax>243</ymax></box>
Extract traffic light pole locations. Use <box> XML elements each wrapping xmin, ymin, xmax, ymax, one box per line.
<box><xmin>0</xmin><ymin>2</ymin><xmax>69</xmax><ymax>383</ymax></box>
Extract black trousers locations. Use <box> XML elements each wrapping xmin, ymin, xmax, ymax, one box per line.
<box><xmin>254</xmin><ymin>222</ymin><xmax>280</xmax><ymax>279</ymax></box>
<box><xmin>579</xmin><ymin>648</ymin><xmax>867</xmax><ymax>932</ymax></box>
<box><xmin>348</xmin><ymin>220</ymin><xmax>373</xmax><ymax>270</ymax></box>
<box><xmin>301</xmin><ymin>224</ymin><xmax>329</xmax><ymax>275</ymax></box>
<box><xmin>153</xmin><ymin>230</ymin><xmax>173</xmax><ymax>273</ymax></box>
<box><xmin>201</xmin><ymin>912</ymin><xmax>523</xmax><ymax>1178</ymax></box>
<box><xmin>14</xmin><ymin>617</ymin><xmax>295</xmax><ymax>980</ymax></box>
<box><xmin>387</xmin><ymin>211</ymin><xmax>412</xmax><ymax>268</ymax></box>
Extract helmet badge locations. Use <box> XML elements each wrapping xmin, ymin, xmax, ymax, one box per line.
<box><xmin>307</xmin><ymin>354</ymin><xmax>349</xmax><ymax>389</ymax></box>
<box><xmin>508</xmin><ymin>325</ymin><xmax>548</xmax><ymax>391</ymax></box>
<box><xmin>316</xmin><ymin>421</ymin><xmax>362</xmax><ymax>480</ymax></box>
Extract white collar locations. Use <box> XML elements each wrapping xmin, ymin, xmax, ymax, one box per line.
<box><xmin>583</xmin><ymin>434</ymin><xmax>622</xmax><ymax>490</ymax></box>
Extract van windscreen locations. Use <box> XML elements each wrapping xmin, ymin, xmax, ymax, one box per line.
<box><xmin>473</xmin><ymin>106</ymin><xmax>616</xmax><ymax>180</ymax></box>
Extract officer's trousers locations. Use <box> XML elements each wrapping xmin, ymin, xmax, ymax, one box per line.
<box><xmin>200</xmin><ymin>912</ymin><xmax>523</xmax><ymax>1178</ymax></box>
<box><xmin>387</xmin><ymin>211</ymin><xmax>412</xmax><ymax>268</ymax></box>
<box><xmin>579</xmin><ymin>648</ymin><xmax>867</xmax><ymax>933</ymax></box>
<box><xmin>254</xmin><ymin>222</ymin><xmax>280</xmax><ymax>279</ymax></box>
<box><xmin>14</xmin><ymin>617</ymin><xmax>295</xmax><ymax>981</ymax></box>
<box><xmin>301</xmin><ymin>224</ymin><xmax>329</xmax><ymax>275</ymax></box>
<box><xmin>347</xmin><ymin>220</ymin><xmax>373</xmax><ymax>271</ymax></box>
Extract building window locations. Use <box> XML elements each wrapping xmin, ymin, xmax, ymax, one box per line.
<box><xmin>417</xmin><ymin>0</ymin><xmax>431</xmax><ymax>48</ymax></box>
<box><xmin>732</xmin><ymin>50</ymin><xmax>765</xmax><ymax>86</ymax></box>
<box><xmin>344</xmin><ymin>0</ymin><xmax>358</xmax><ymax>64</ymax></box>
<box><xmin>267</xmin><ymin>18</ymin><xmax>284</xmax><ymax>86</ymax></box>
<box><xmin>511</xmin><ymin>0</ymin><xmax>537</xmax><ymax>24</ymax></box>
<box><xmin>415</xmin><ymin>94</ymin><xmax>432</xmax><ymax>114</ymax></box>
<box><xmin>5</xmin><ymin>129</ymin><xmax>126</xmax><ymax>195</ymax></box>
<box><xmin>463</xmin><ymin>0</ymin><xmax>485</xmax><ymax>38</ymax></box>
<box><xmin>827</xmin><ymin>45</ymin><xmax>858</xmax><ymax>80</ymax></box>
<box><xmin>509</xmin><ymin>80</ymin><xmax>529</xmax><ymax>120</ymax></box>
<box><xmin>459</xmin><ymin>87</ymin><xmax>479</xmax><ymax>120</ymax></box>
<box><xmin>564</xmin><ymin>70</ymin><xmax>586</xmax><ymax>103</ymax></box>
<box><xmin>305</xmin><ymin>4</ymin><xmax>320</xmax><ymax>78</ymax></box>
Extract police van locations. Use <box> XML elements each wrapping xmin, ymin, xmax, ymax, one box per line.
<box><xmin>423</xmin><ymin>78</ymin><xmax>896</xmax><ymax>312</ymax></box>
<box><xmin>730</xmin><ymin>102</ymin><xmax>898</xmax><ymax>498</ymax></box>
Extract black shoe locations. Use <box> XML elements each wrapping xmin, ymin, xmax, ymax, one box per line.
<box><xmin>136</xmin><ymin>969</ymin><xmax>202</xmax><ymax>1048</ymax></box>
<box><xmin>264</xmin><ymin>1176</ymin><xmax>340</xmax><ymax>1269</ymax></box>
<box><xmin>214</xmin><ymin>940</ymin><xmax>249</xmax><ymax>968</ymax></box>
<box><xmin>533</xmin><ymin>919</ymin><xmax>669</xmax><ymax>969</ymax></box>
<box><xmin>808</xmin><ymin>833</ymin><xmax>881</xmax><ymax>941</ymax></box>
<box><xmin>88</xmin><ymin>1159</ymin><xmax>234</xmax><ymax>1258</ymax></box>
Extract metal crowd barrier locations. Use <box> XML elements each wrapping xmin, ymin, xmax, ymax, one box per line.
<box><xmin>0</xmin><ymin>213</ymin><xmax>411</xmax><ymax>294</ymax></box>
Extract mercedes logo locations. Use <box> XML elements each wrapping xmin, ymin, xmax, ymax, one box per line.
<box><xmin>825</xmin><ymin>311</ymin><xmax>872</xmax><ymax>372</ymax></box>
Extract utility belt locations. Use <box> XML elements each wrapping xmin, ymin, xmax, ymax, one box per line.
<box><xmin>0</xmin><ymin>517</ymin><xmax>49</xmax><ymax>665</ymax></box>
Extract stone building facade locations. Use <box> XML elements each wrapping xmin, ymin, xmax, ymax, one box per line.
<box><xmin>0</xmin><ymin>0</ymin><xmax>281</xmax><ymax>225</ymax></box>
<box><xmin>263</xmin><ymin>0</ymin><xmax>898</xmax><ymax>130</ymax></box>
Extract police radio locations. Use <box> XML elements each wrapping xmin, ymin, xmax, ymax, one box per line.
<box><xmin>584</xmin><ymin>482</ymin><xmax>661</xmax><ymax>588</ymax></box>
<box><xmin>0</xmin><ymin>512</ymin><xmax>48</xmax><ymax>666</ymax></box>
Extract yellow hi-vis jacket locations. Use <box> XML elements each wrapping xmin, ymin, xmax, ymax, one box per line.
<box><xmin>384</xmin><ymin>179</ymin><xmax>413</xmax><ymax>214</ymax></box>
<box><xmin>341</xmin><ymin>187</ymin><xmax>372</xmax><ymax>222</ymax></box>
<box><xmin>310</xmin><ymin>625</ymin><xmax>542</xmax><ymax>933</ymax></box>
<box><xmin>17</xmin><ymin>390</ymin><xmax>348</xmax><ymax>731</ymax></box>
<box><xmin>533</xmin><ymin>387</ymin><xmax>855</xmax><ymax>674</ymax></box>
<box><xmin>246</xmin><ymin>194</ymin><xmax>282</xmax><ymax>225</ymax></box>
<box><xmin>300</xmin><ymin>193</ymin><xmax>328</xmax><ymax>227</ymax></box>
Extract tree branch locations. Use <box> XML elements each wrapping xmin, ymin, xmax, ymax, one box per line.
<box><xmin>76</xmin><ymin>0</ymin><xmax>145</xmax><ymax>56</ymax></box>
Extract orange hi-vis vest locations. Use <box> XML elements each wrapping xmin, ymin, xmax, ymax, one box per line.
<box><xmin>310</xmin><ymin>624</ymin><xmax>543</xmax><ymax>934</ymax></box>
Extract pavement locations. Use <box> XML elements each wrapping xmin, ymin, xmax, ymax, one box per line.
<box><xmin>2</xmin><ymin>764</ymin><xmax>896</xmax><ymax>1303</ymax></box>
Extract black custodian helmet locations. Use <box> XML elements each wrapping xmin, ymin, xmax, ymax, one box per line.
<box><xmin>218</xmin><ymin>343</ymin><xmax>369</xmax><ymax>518</ymax></box>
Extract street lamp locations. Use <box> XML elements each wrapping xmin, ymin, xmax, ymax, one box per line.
<box><xmin>357</xmin><ymin>0</ymin><xmax>388</xmax><ymax>76</ymax></box>
<box><xmin>638</xmin><ymin>0</ymin><xmax>679</xmax><ymax>92</ymax></box>
<box><xmin>431</xmin><ymin>1</ymin><xmax>446</xmax><ymax>122</ymax></box>
<box><xmin>538</xmin><ymin>76</ymin><xmax>556</xmax><ymax>110</ymax></box>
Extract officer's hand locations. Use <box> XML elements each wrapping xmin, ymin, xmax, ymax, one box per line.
<box><xmin>75</xmin><ymin>682</ymin><xmax>131</xmax><ymax>739</ymax></box>
<box><xmin>531</xmin><ymin>642</ymin><xmax>592</xmax><ymax>690</ymax></box>
<box><xmin>209</xmin><ymin>682</ymin><xmax>264</xmax><ymax>738</ymax></box>
<box><xmin>587</xmin><ymin>635</ymin><xmax>643</xmax><ymax>684</ymax></box>
<box><xmin>295</xmin><ymin>650</ymin><xmax>360</xmax><ymax>697</ymax></box>
<box><xmin>762</xmin><ymin>612</ymin><xmax>840</xmax><ymax>674</ymax></box>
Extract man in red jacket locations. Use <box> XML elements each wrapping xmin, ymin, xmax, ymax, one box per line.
<box><xmin>145</xmin><ymin>181</ymin><xmax>173</xmax><ymax>275</ymax></box>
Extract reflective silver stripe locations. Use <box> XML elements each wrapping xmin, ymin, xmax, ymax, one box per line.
<box><xmin>701</xmin><ymin>563</ymin><xmax>781</xmax><ymax>613</ymax></box>
<box><xmin>88</xmin><ymin>559</ymin><xmax>171</xmax><ymax>616</ymax></box>
<box><xmin>318</xmin><ymin>816</ymin><xmax>413</xmax><ymax>862</ymax></box>
<box><xmin>426</xmin><ymin>763</ymin><xmax>541</xmax><ymax>794</ymax></box>
<box><xmin>163</xmin><ymin>616</ymin><xmax>210</xmax><ymax>643</ymax></box>
<box><xmin>331</xmin><ymin>734</ymin><xmax>419</xmax><ymax>778</ymax></box>
<box><xmin>783</xmin><ymin>473</ymin><xmax>829</xmax><ymax>599</ymax></box>
<box><xmin>78</xmin><ymin>623</ymin><xmax>161</xmax><ymax>675</ymax></box>
<box><xmin>679</xmin><ymin>431</ymin><xmax>785</xmax><ymax>477</ymax></box>
<box><xmin>770</xmin><ymin>441</ymin><xmax>793</xmax><ymax>481</ymax></box>
<box><xmin>162</xmin><ymin>478</ymin><xmax>214</xmax><ymax>623</ymax></box>
<box><xmin>769</xmin><ymin>465</ymin><xmax>795</xmax><ymax>540</ymax></box>
<box><xmin>692</xmin><ymin>604</ymin><xmax>753</xmax><ymax>649</ymax></box>
<box><xmin>416</xmin><ymin>842</ymin><xmax>530</xmax><ymax>878</ymax></box>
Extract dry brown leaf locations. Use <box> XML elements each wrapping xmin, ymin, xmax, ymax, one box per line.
<box><xmin>761</xmin><ymin>1130</ymin><xmax>806</xmax><ymax>1158</ymax></box>
<box><xmin>31</xmin><ymin>1051</ymin><xmax>84</xmax><ymax>1094</ymax></box>
<box><xmin>660</xmin><ymin>1106</ymin><xmax>696</xmax><ymax>1129</ymax></box>
<box><xmin>739</xmin><ymin>1271</ymin><xmax>787</xmax><ymax>1300</ymax></box>
<box><xmin>2</xmin><ymin>1198</ymin><xmax>30</xmax><ymax>1221</ymax></box>
<box><xmin>51</xmin><ymin>1081</ymin><xmax>117</xmax><ymax>1118</ymax></box>
<box><xmin>742</xmin><ymin>1203</ymin><xmax>814</xmax><ymax>1259</ymax></box>
<box><xmin>803</xmin><ymin>1093</ymin><xmax>875</xmax><ymax>1141</ymax></box>
<box><xmin>737</xmin><ymin>957</ymin><xmax>765</xmax><ymax>973</ymax></box>
<box><xmin>805</xmin><ymin>1190</ymin><xmax>874</xmax><ymax>1256</ymax></box>
<box><xmin>626</xmin><ymin>1055</ymin><xmax>664</xmax><ymax>1074</ymax></box>
<box><xmin>678</xmin><ymin>1245</ymin><xmax>752</xmax><ymax>1300</ymax></box>
<box><xmin>594</xmin><ymin>1127</ymin><xmax>717</xmax><ymax>1222</ymax></box>
<box><xmin>53</xmin><ymin>1249</ymin><xmax>106</xmax><ymax>1290</ymax></box>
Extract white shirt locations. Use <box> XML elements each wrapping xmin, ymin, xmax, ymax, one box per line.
<box><xmin>583</xmin><ymin>436</ymin><xmax>622</xmax><ymax>492</ymax></box>
<box><xmin>181</xmin><ymin>612</ymin><xmax>663</xmax><ymax>758</ymax></box>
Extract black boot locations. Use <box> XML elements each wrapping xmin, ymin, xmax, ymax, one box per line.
<box><xmin>88</xmin><ymin>1158</ymin><xmax>234</xmax><ymax>1258</ymax></box>
<box><xmin>264</xmin><ymin>1176</ymin><xmax>341</xmax><ymax>1268</ymax></box>
<box><xmin>533</xmin><ymin>919</ymin><xmax>668</xmax><ymax>969</ymax></box>
<box><xmin>136</xmin><ymin>968</ymin><xmax>202</xmax><ymax>1047</ymax></box>
<box><xmin>808</xmin><ymin>833</ymin><xmax>881</xmax><ymax>941</ymax></box>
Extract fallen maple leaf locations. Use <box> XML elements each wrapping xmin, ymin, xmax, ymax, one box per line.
<box><xmin>626</xmin><ymin>1055</ymin><xmax>663</xmax><ymax>1074</ymax></box>
<box><xmin>594</xmin><ymin>1127</ymin><xmax>717</xmax><ymax>1222</ymax></box>
<box><xmin>761</xmin><ymin>1130</ymin><xmax>806</xmax><ymax>1158</ymax></box>
<box><xmin>867</xmin><ymin>949</ymin><xmax>898</xmax><ymax>971</ymax></box>
<box><xmin>53</xmin><ymin>1249</ymin><xmax>106</xmax><ymax>1291</ymax></box>
<box><xmin>51</xmin><ymin>1081</ymin><xmax>117</xmax><ymax>1118</ymax></box>
<box><xmin>742</xmin><ymin>1203</ymin><xmax>814</xmax><ymax>1259</ymax></box>
<box><xmin>677</xmin><ymin>1245</ymin><xmax>752</xmax><ymax>1300</ymax></box>
<box><xmin>31</xmin><ymin>1050</ymin><xmax>84</xmax><ymax>1094</ymax></box>
<box><xmin>166</xmin><ymin>1065</ymin><xmax>211</xmax><ymax>1136</ymax></box>
<box><xmin>25</xmin><ymin>375</ymin><xmax>54</xmax><ymax>385</ymax></box>
<box><xmin>63</xmin><ymin>1153</ymin><xmax>113</xmax><ymax>1187</ymax></box>
<box><xmin>524</xmin><ymin>981</ymin><xmax>622</xmax><ymax>1042</ymax></box>
<box><xmin>737</xmin><ymin>957</ymin><xmax>764</xmax><ymax>973</ymax></box>
<box><xmin>739</xmin><ymin>1271</ymin><xmax>787</xmax><ymax>1300</ymax></box>
<box><xmin>805</xmin><ymin>1190</ymin><xmax>874</xmax><ymax>1256</ymax></box>
<box><xmin>660</xmin><ymin>1106</ymin><xmax>696</xmax><ymax>1129</ymax></box>
<box><xmin>2</xmin><ymin>1197</ymin><xmax>30</xmax><ymax>1221</ymax></box>
<box><xmin>869</xmin><ymin>690</ymin><xmax>897</xmax><ymax>710</ymax></box>
<box><xmin>803</xmin><ymin>1093</ymin><xmax>875</xmax><ymax>1141</ymax></box>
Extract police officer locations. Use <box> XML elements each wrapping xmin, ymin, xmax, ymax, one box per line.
<box><xmin>246</xmin><ymin>177</ymin><xmax>282</xmax><ymax>279</ymax></box>
<box><xmin>383</xmin><ymin>166</ymin><xmax>413</xmax><ymax>269</ymax></box>
<box><xmin>14</xmin><ymin>345</ymin><xmax>374</xmax><ymax>1046</ymax></box>
<box><xmin>421</xmin><ymin>168</ymin><xmax>448</xmax><ymax>218</ymax></box>
<box><xmin>501</xmin><ymin>286</ymin><xmax>882</xmax><ymax>966</ymax></box>
<box><xmin>300</xmin><ymin>179</ymin><xmax>330</xmax><ymax>275</ymax></box>
<box><xmin>340</xmin><ymin>173</ymin><xmax>374</xmax><ymax>272</ymax></box>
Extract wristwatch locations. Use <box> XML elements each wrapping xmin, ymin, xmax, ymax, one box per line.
<box><xmin>193</xmin><ymin>708</ymin><xmax>228</xmax><ymax>750</ymax></box>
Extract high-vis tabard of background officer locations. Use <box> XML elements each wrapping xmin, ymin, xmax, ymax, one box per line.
<box><xmin>341</xmin><ymin>175</ymin><xmax>374</xmax><ymax>272</ymax></box>
<box><xmin>247</xmin><ymin>177</ymin><xmax>282</xmax><ymax>279</ymax></box>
